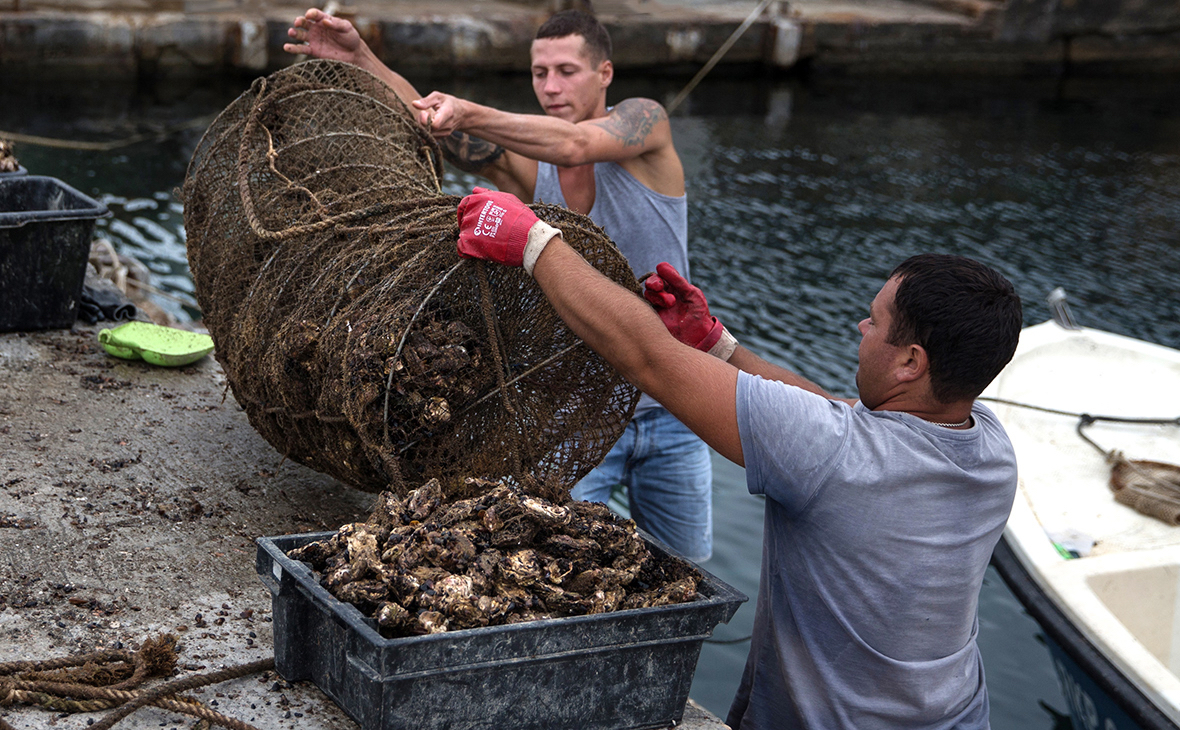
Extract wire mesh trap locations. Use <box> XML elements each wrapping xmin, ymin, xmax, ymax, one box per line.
<box><xmin>182</xmin><ymin>59</ymin><xmax>640</xmax><ymax>497</ymax></box>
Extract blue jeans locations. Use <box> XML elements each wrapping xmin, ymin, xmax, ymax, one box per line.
<box><xmin>572</xmin><ymin>407</ymin><xmax>713</xmax><ymax>562</ymax></box>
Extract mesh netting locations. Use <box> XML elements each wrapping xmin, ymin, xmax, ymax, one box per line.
<box><xmin>182</xmin><ymin>60</ymin><xmax>640</xmax><ymax>497</ymax></box>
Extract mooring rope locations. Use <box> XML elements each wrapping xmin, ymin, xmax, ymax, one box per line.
<box><xmin>978</xmin><ymin>396</ymin><xmax>1180</xmax><ymax>429</ymax></box>
<box><xmin>979</xmin><ymin>396</ymin><xmax>1180</xmax><ymax>518</ymax></box>
<box><xmin>0</xmin><ymin>116</ymin><xmax>215</xmax><ymax>152</ymax></box>
<box><xmin>667</xmin><ymin>0</ymin><xmax>778</xmax><ymax>114</ymax></box>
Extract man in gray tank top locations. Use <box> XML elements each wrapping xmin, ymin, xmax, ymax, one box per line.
<box><xmin>449</xmin><ymin>197</ymin><xmax>1024</xmax><ymax>730</ymax></box>
<box><xmin>285</xmin><ymin>8</ymin><xmax>715</xmax><ymax>561</ymax></box>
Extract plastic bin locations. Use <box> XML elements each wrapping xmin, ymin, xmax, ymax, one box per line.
<box><xmin>0</xmin><ymin>175</ymin><xmax>109</xmax><ymax>331</ymax></box>
<box><xmin>257</xmin><ymin>531</ymin><xmax>747</xmax><ymax>730</ymax></box>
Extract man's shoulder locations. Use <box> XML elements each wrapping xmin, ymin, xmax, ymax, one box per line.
<box><xmin>609</xmin><ymin>97</ymin><xmax>668</xmax><ymax>115</ymax></box>
<box><xmin>595</xmin><ymin>98</ymin><xmax>672</xmax><ymax>141</ymax></box>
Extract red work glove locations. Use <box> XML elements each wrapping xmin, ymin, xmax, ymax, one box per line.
<box><xmin>643</xmin><ymin>262</ymin><xmax>738</xmax><ymax>361</ymax></box>
<box><xmin>456</xmin><ymin>187</ymin><xmax>561</xmax><ymax>275</ymax></box>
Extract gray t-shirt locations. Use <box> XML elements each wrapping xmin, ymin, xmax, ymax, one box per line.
<box><xmin>534</xmin><ymin>160</ymin><xmax>688</xmax><ymax>416</ymax></box>
<box><xmin>728</xmin><ymin>372</ymin><xmax>1017</xmax><ymax>730</ymax></box>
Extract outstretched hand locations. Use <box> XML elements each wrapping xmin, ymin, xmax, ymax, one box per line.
<box><xmin>456</xmin><ymin>188</ymin><xmax>562</xmax><ymax>275</ymax></box>
<box><xmin>643</xmin><ymin>262</ymin><xmax>738</xmax><ymax>360</ymax></box>
<box><xmin>283</xmin><ymin>8</ymin><xmax>364</xmax><ymax>63</ymax></box>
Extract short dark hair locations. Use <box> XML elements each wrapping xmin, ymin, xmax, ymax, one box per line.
<box><xmin>536</xmin><ymin>10</ymin><xmax>612</xmax><ymax>64</ymax></box>
<box><xmin>887</xmin><ymin>254</ymin><xmax>1022</xmax><ymax>403</ymax></box>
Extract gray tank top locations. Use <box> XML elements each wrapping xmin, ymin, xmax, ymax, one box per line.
<box><xmin>533</xmin><ymin>161</ymin><xmax>690</xmax><ymax>280</ymax></box>
<box><xmin>534</xmin><ymin>160</ymin><xmax>690</xmax><ymax>415</ymax></box>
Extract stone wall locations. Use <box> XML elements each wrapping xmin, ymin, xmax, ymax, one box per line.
<box><xmin>0</xmin><ymin>0</ymin><xmax>1178</xmax><ymax>78</ymax></box>
<box><xmin>995</xmin><ymin>0</ymin><xmax>1180</xmax><ymax>72</ymax></box>
<box><xmin>998</xmin><ymin>0</ymin><xmax>1180</xmax><ymax>42</ymax></box>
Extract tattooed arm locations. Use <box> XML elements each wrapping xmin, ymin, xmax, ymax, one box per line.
<box><xmin>413</xmin><ymin>93</ymin><xmax>684</xmax><ymax>195</ymax></box>
<box><xmin>589</xmin><ymin>98</ymin><xmax>668</xmax><ymax>151</ymax></box>
<box><xmin>439</xmin><ymin>132</ymin><xmax>506</xmax><ymax>174</ymax></box>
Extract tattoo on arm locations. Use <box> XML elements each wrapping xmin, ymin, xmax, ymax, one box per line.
<box><xmin>593</xmin><ymin>99</ymin><xmax>666</xmax><ymax>148</ymax></box>
<box><xmin>440</xmin><ymin>132</ymin><xmax>506</xmax><ymax>174</ymax></box>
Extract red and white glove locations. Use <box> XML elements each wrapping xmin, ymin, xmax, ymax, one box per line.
<box><xmin>456</xmin><ymin>187</ymin><xmax>561</xmax><ymax>276</ymax></box>
<box><xmin>643</xmin><ymin>262</ymin><xmax>738</xmax><ymax>361</ymax></box>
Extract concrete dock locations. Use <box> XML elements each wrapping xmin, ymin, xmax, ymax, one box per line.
<box><xmin>1</xmin><ymin>1</ymin><xmax>1177</xmax><ymax>727</ymax></box>
<box><xmin>0</xmin><ymin>325</ymin><xmax>731</xmax><ymax>729</ymax></box>
<box><xmin>0</xmin><ymin>0</ymin><xmax>1178</xmax><ymax>81</ymax></box>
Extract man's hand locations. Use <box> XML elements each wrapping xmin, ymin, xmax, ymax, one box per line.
<box><xmin>284</xmin><ymin>8</ymin><xmax>364</xmax><ymax>63</ymax></box>
<box><xmin>413</xmin><ymin>92</ymin><xmax>468</xmax><ymax>137</ymax></box>
<box><xmin>456</xmin><ymin>188</ymin><xmax>562</xmax><ymax>275</ymax></box>
<box><xmin>643</xmin><ymin>262</ymin><xmax>738</xmax><ymax>360</ymax></box>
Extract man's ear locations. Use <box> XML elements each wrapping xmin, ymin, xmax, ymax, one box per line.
<box><xmin>895</xmin><ymin>343</ymin><xmax>929</xmax><ymax>384</ymax></box>
<box><xmin>599</xmin><ymin>59</ymin><xmax>614</xmax><ymax>88</ymax></box>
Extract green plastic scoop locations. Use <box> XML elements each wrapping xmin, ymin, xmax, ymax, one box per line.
<box><xmin>98</xmin><ymin>321</ymin><xmax>215</xmax><ymax>367</ymax></box>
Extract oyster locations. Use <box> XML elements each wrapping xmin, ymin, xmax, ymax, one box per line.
<box><xmin>286</xmin><ymin>477</ymin><xmax>701</xmax><ymax>638</ymax></box>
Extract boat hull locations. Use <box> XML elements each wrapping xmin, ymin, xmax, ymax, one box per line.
<box><xmin>993</xmin><ymin>536</ymin><xmax>1178</xmax><ymax>730</ymax></box>
<box><xmin>985</xmin><ymin>320</ymin><xmax>1180</xmax><ymax>730</ymax></box>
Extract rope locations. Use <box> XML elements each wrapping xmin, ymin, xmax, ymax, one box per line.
<box><xmin>1075</xmin><ymin>416</ymin><xmax>1180</xmax><ymax>511</ymax></box>
<box><xmin>667</xmin><ymin>0</ymin><xmax>777</xmax><ymax>114</ymax></box>
<box><xmin>0</xmin><ymin>637</ymin><xmax>274</xmax><ymax>730</ymax></box>
<box><xmin>980</xmin><ymin>396</ymin><xmax>1180</xmax><ymax>520</ymax></box>
<box><xmin>978</xmin><ymin>396</ymin><xmax>1180</xmax><ymax>428</ymax></box>
<box><xmin>0</xmin><ymin>116</ymin><xmax>214</xmax><ymax>152</ymax></box>
<box><xmin>0</xmin><ymin>648</ymin><xmax>136</xmax><ymax>675</ymax></box>
<box><xmin>87</xmin><ymin>659</ymin><xmax>274</xmax><ymax>730</ymax></box>
<box><xmin>236</xmin><ymin>80</ymin><xmax>442</xmax><ymax>242</ymax></box>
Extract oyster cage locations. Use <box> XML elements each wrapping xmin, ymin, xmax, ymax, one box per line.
<box><xmin>257</xmin><ymin>532</ymin><xmax>747</xmax><ymax>730</ymax></box>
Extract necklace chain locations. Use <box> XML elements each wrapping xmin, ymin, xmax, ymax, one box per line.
<box><xmin>929</xmin><ymin>416</ymin><xmax>972</xmax><ymax>428</ymax></box>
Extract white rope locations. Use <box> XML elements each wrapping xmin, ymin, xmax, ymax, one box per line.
<box><xmin>667</xmin><ymin>0</ymin><xmax>778</xmax><ymax>114</ymax></box>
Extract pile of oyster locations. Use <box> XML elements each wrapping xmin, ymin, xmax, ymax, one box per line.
<box><xmin>287</xmin><ymin>478</ymin><xmax>701</xmax><ymax>637</ymax></box>
<box><xmin>384</xmin><ymin>318</ymin><xmax>485</xmax><ymax>435</ymax></box>
<box><xmin>0</xmin><ymin>140</ymin><xmax>19</xmax><ymax>172</ymax></box>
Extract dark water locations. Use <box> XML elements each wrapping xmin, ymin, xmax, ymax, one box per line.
<box><xmin>7</xmin><ymin>70</ymin><xmax>1180</xmax><ymax>726</ymax></box>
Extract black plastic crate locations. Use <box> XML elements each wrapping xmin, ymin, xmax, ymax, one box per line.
<box><xmin>0</xmin><ymin>175</ymin><xmax>109</xmax><ymax>331</ymax></box>
<box><xmin>257</xmin><ymin>531</ymin><xmax>746</xmax><ymax>730</ymax></box>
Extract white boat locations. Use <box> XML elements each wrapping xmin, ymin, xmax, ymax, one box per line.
<box><xmin>984</xmin><ymin>310</ymin><xmax>1180</xmax><ymax>730</ymax></box>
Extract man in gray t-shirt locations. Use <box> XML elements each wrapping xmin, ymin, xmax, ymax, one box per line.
<box><xmin>451</xmin><ymin>197</ymin><xmax>1023</xmax><ymax>730</ymax></box>
<box><xmin>732</xmin><ymin>381</ymin><xmax>1016</xmax><ymax>728</ymax></box>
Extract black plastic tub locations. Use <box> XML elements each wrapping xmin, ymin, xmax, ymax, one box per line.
<box><xmin>0</xmin><ymin>175</ymin><xmax>109</xmax><ymax>331</ymax></box>
<box><xmin>257</xmin><ymin>531</ymin><xmax>747</xmax><ymax>730</ymax></box>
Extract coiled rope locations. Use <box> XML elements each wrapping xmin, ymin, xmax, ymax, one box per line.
<box><xmin>0</xmin><ymin>635</ymin><xmax>274</xmax><ymax>730</ymax></box>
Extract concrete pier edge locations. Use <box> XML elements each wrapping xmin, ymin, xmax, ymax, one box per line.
<box><xmin>0</xmin><ymin>0</ymin><xmax>1178</xmax><ymax>80</ymax></box>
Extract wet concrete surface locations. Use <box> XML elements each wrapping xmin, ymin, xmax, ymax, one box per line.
<box><xmin>0</xmin><ymin>325</ymin><xmax>728</xmax><ymax>728</ymax></box>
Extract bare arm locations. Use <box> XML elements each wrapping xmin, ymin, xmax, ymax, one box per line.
<box><xmin>727</xmin><ymin>347</ymin><xmax>857</xmax><ymax>406</ymax></box>
<box><xmin>414</xmin><ymin>94</ymin><xmax>683</xmax><ymax>194</ymax></box>
<box><xmin>284</xmin><ymin>8</ymin><xmax>534</xmax><ymax>198</ymax></box>
<box><xmin>434</xmin><ymin>133</ymin><xmax>537</xmax><ymax>201</ymax></box>
<box><xmin>529</xmin><ymin>239</ymin><xmax>744</xmax><ymax>465</ymax></box>
<box><xmin>284</xmin><ymin>9</ymin><xmax>422</xmax><ymax>108</ymax></box>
